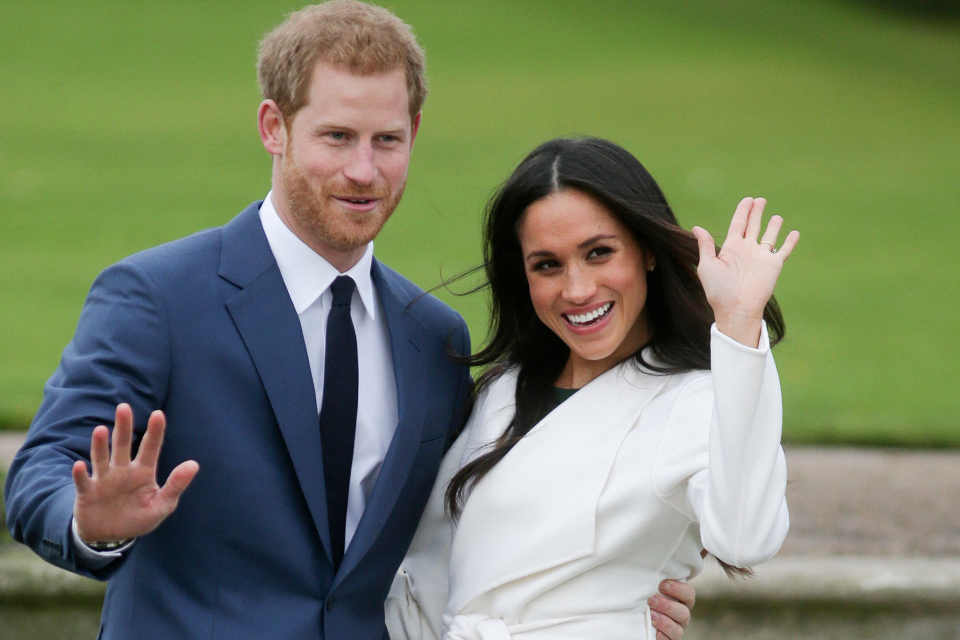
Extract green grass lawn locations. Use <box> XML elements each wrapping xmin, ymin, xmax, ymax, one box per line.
<box><xmin>1</xmin><ymin>0</ymin><xmax>958</xmax><ymax>444</ymax></box>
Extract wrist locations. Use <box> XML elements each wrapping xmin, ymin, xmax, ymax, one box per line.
<box><xmin>713</xmin><ymin>312</ymin><xmax>763</xmax><ymax>348</ymax></box>
<box><xmin>72</xmin><ymin>517</ymin><xmax>135</xmax><ymax>551</ymax></box>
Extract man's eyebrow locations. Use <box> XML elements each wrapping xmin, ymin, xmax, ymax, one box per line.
<box><xmin>311</xmin><ymin>121</ymin><xmax>409</xmax><ymax>134</ymax></box>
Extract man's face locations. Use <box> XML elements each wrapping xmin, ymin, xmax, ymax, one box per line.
<box><xmin>278</xmin><ymin>63</ymin><xmax>417</xmax><ymax>258</ymax></box>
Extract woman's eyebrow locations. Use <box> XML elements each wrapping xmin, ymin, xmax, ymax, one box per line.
<box><xmin>578</xmin><ymin>234</ymin><xmax>617</xmax><ymax>249</ymax></box>
<box><xmin>525</xmin><ymin>249</ymin><xmax>555</xmax><ymax>260</ymax></box>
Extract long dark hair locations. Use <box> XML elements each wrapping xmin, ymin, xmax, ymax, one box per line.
<box><xmin>446</xmin><ymin>137</ymin><xmax>784</xmax><ymax>576</ymax></box>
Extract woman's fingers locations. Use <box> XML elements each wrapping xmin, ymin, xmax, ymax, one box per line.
<box><xmin>726</xmin><ymin>197</ymin><xmax>754</xmax><ymax>239</ymax></box>
<box><xmin>90</xmin><ymin>425</ymin><xmax>111</xmax><ymax>478</ymax></box>
<box><xmin>775</xmin><ymin>229</ymin><xmax>801</xmax><ymax>261</ymax></box>
<box><xmin>111</xmin><ymin>403</ymin><xmax>134</xmax><ymax>466</ymax></box>
<box><xmin>745</xmin><ymin>197</ymin><xmax>766</xmax><ymax>242</ymax></box>
<box><xmin>691</xmin><ymin>226</ymin><xmax>718</xmax><ymax>267</ymax></box>
<box><xmin>135</xmin><ymin>410</ymin><xmax>167</xmax><ymax>469</ymax></box>
<box><xmin>759</xmin><ymin>215</ymin><xmax>783</xmax><ymax>250</ymax></box>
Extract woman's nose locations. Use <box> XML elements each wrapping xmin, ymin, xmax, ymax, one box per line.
<box><xmin>562</xmin><ymin>266</ymin><xmax>597</xmax><ymax>303</ymax></box>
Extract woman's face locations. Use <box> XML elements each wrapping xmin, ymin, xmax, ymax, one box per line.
<box><xmin>518</xmin><ymin>190</ymin><xmax>654</xmax><ymax>383</ymax></box>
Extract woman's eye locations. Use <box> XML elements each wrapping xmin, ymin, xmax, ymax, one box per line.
<box><xmin>533</xmin><ymin>260</ymin><xmax>559</xmax><ymax>272</ymax></box>
<box><xmin>587</xmin><ymin>246</ymin><xmax>613</xmax><ymax>259</ymax></box>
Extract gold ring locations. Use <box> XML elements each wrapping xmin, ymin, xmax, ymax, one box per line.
<box><xmin>760</xmin><ymin>241</ymin><xmax>776</xmax><ymax>252</ymax></box>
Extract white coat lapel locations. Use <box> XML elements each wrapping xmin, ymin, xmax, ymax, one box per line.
<box><xmin>449</xmin><ymin>362</ymin><xmax>669</xmax><ymax>614</ymax></box>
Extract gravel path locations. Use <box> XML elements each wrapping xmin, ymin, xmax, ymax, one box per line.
<box><xmin>2</xmin><ymin>433</ymin><xmax>958</xmax><ymax>556</ymax></box>
<box><xmin>780</xmin><ymin>445</ymin><xmax>960</xmax><ymax>557</ymax></box>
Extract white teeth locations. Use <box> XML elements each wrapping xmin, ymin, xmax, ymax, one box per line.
<box><xmin>565</xmin><ymin>302</ymin><xmax>612</xmax><ymax>326</ymax></box>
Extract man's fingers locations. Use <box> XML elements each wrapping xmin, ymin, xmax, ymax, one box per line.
<box><xmin>111</xmin><ymin>403</ymin><xmax>134</xmax><ymax>466</ymax></box>
<box><xmin>90</xmin><ymin>425</ymin><xmax>111</xmax><ymax>477</ymax></box>
<box><xmin>661</xmin><ymin>579</ymin><xmax>697</xmax><ymax>611</ymax></box>
<box><xmin>650</xmin><ymin>610</ymin><xmax>684</xmax><ymax>640</ymax></box>
<box><xmin>776</xmin><ymin>229</ymin><xmax>800</xmax><ymax>262</ymax></box>
<box><xmin>72</xmin><ymin>459</ymin><xmax>92</xmax><ymax>493</ymax></box>
<box><xmin>745</xmin><ymin>197</ymin><xmax>766</xmax><ymax>241</ymax></box>
<box><xmin>726</xmin><ymin>197</ymin><xmax>753</xmax><ymax>239</ymax></box>
<box><xmin>649</xmin><ymin>593</ymin><xmax>692</xmax><ymax>630</ymax></box>
<box><xmin>157</xmin><ymin>460</ymin><xmax>200</xmax><ymax>509</ymax></box>
<box><xmin>691</xmin><ymin>227</ymin><xmax>718</xmax><ymax>269</ymax></box>
<box><xmin>136</xmin><ymin>410</ymin><xmax>167</xmax><ymax>469</ymax></box>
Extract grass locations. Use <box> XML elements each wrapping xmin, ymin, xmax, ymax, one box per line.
<box><xmin>0</xmin><ymin>0</ymin><xmax>958</xmax><ymax>444</ymax></box>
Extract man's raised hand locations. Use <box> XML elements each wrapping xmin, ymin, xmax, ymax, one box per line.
<box><xmin>72</xmin><ymin>404</ymin><xmax>199</xmax><ymax>544</ymax></box>
<box><xmin>692</xmin><ymin>197</ymin><xmax>799</xmax><ymax>348</ymax></box>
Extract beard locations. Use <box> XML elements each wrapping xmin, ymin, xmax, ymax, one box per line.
<box><xmin>280</xmin><ymin>152</ymin><xmax>405</xmax><ymax>253</ymax></box>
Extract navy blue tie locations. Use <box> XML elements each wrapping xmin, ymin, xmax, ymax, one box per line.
<box><xmin>319</xmin><ymin>275</ymin><xmax>358</xmax><ymax>572</ymax></box>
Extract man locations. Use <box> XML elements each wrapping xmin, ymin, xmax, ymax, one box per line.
<box><xmin>4</xmin><ymin>2</ymin><xmax>695</xmax><ymax>639</ymax></box>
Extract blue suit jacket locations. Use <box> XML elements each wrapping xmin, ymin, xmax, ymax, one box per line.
<box><xmin>4</xmin><ymin>202</ymin><xmax>472</xmax><ymax>640</ymax></box>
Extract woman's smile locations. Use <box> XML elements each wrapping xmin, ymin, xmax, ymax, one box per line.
<box><xmin>562</xmin><ymin>301</ymin><xmax>614</xmax><ymax>330</ymax></box>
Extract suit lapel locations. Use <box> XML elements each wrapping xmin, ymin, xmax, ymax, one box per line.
<box><xmin>220</xmin><ymin>204</ymin><xmax>333</xmax><ymax>561</ymax></box>
<box><xmin>337</xmin><ymin>260</ymin><xmax>429</xmax><ymax>580</ymax></box>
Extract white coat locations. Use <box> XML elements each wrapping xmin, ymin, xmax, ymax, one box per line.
<box><xmin>386</xmin><ymin>324</ymin><xmax>789</xmax><ymax>640</ymax></box>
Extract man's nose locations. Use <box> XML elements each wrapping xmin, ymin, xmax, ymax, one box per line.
<box><xmin>342</xmin><ymin>142</ymin><xmax>378</xmax><ymax>186</ymax></box>
<box><xmin>562</xmin><ymin>266</ymin><xmax>597</xmax><ymax>304</ymax></box>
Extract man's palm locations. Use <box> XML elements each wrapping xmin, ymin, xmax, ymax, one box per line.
<box><xmin>72</xmin><ymin>404</ymin><xmax>199</xmax><ymax>543</ymax></box>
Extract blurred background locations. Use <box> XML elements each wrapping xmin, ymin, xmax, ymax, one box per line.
<box><xmin>1</xmin><ymin>2</ymin><xmax>959</xmax><ymax>638</ymax></box>
<box><xmin>1</xmin><ymin>0</ymin><xmax>958</xmax><ymax>449</ymax></box>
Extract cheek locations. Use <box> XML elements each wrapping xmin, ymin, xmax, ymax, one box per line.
<box><xmin>526</xmin><ymin>275</ymin><xmax>558</xmax><ymax>325</ymax></box>
<box><xmin>380</xmin><ymin>152</ymin><xmax>411</xmax><ymax>183</ymax></box>
<box><xmin>610</xmin><ymin>264</ymin><xmax>648</xmax><ymax>319</ymax></box>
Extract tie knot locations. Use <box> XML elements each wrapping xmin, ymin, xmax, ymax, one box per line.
<box><xmin>330</xmin><ymin>275</ymin><xmax>356</xmax><ymax>307</ymax></box>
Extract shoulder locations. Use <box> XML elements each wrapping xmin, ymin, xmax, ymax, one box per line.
<box><xmin>125</xmin><ymin>228</ymin><xmax>221</xmax><ymax>271</ymax></box>
<box><xmin>99</xmin><ymin>202</ymin><xmax>263</xmax><ymax>292</ymax></box>
<box><xmin>373</xmin><ymin>260</ymin><xmax>468</xmax><ymax>337</ymax></box>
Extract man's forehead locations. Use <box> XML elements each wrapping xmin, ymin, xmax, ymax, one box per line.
<box><xmin>303</xmin><ymin>62</ymin><xmax>410</xmax><ymax>113</ymax></box>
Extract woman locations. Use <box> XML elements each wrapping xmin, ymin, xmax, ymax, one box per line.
<box><xmin>387</xmin><ymin>138</ymin><xmax>798</xmax><ymax>640</ymax></box>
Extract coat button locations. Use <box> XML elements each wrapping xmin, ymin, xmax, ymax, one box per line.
<box><xmin>326</xmin><ymin>597</ymin><xmax>336</xmax><ymax>612</ymax></box>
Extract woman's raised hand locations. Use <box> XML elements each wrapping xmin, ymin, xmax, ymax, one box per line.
<box><xmin>692</xmin><ymin>197</ymin><xmax>799</xmax><ymax>348</ymax></box>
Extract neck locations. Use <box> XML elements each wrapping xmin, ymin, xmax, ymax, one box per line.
<box><xmin>555</xmin><ymin>316</ymin><xmax>651</xmax><ymax>389</ymax></box>
<box><xmin>556</xmin><ymin>353</ymin><xmax>619</xmax><ymax>389</ymax></box>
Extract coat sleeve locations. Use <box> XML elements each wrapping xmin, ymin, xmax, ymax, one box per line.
<box><xmin>385</xmin><ymin>382</ymin><xmax>492</xmax><ymax>640</ymax></box>
<box><xmin>680</xmin><ymin>322</ymin><xmax>789</xmax><ymax>568</ymax></box>
<box><xmin>3</xmin><ymin>260</ymin><xmax>171</xmax><ymax>579</ymax></box>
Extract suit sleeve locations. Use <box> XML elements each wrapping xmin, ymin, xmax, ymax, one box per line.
<box><xmin>443</xmin><ymin>315</ymin><xmax>473</xmax><ymax>454</ymax></box>
<box><xmin>680</xmin><ymin>322</ymin><xmax>790</xmax><ymax>568</ymax></box>
<box><xmin>3</xmin><ymin>260</ymin><xmax>171</xmax><ymax>579</ymax></box>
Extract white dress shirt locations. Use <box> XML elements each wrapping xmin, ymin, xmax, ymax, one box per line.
<box><xmin>73</xmin><ymin>192</ymin><xmax>399</xmax><ymax>564</ymax></box>
<box><xmin>259</xmin><ymin>192</ymin><xmax>399</xmax><ymax>549</ymax></box>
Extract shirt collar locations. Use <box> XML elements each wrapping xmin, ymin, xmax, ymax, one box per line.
<box><xmin>259</xmin><ymin>191</ymin><xmax>377</xmax><ymax>319</ymax></box>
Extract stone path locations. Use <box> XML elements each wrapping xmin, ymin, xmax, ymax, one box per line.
<box><xmin>780</xmin><ymin>445</ymin><xmax>960</xmax><ymax>557</ymax></box>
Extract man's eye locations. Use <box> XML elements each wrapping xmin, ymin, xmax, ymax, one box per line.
<box><xmin>329</xmin><ymin>132</ymin><xmax>346</xmax><ymax>140</ymax></box>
